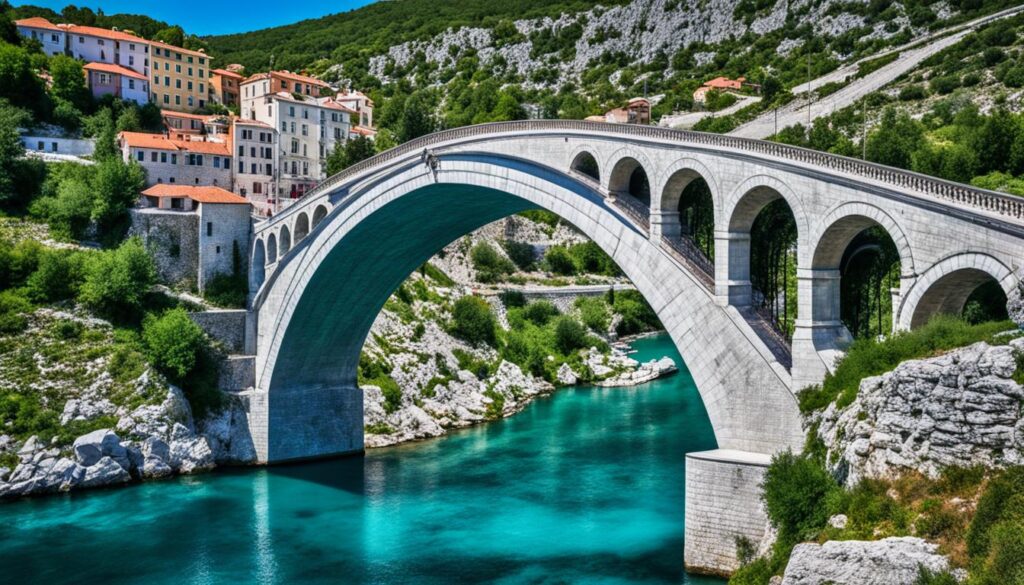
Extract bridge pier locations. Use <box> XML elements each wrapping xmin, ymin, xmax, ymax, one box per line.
<box><xmin>240</xmin><ymin>386</ymin><xmax>364</xmax><ymax>463</ymax></box>
<box><xmin>791</xmin><ymin>268</ymin><xmax>853</xmax><ymax>389</ymax></box>
<box><xmin>714</xmin><ymin>231</ymin><xmax>753</xmax><ymax>307</ymax></box>
<box><xmin>684</xmin><ymin>449</ymin><xmax>772</xmax><ymax>576</ymax></box>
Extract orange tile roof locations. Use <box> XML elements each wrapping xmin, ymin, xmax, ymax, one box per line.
<box><xmin>273</xmin><ymin>70</ymin><xmax>329</xmax><ymax>88</ymax></box>
<box><xmin>121</xmin><ymin>131</ymin><xmax>179</xmax><ymax>151</ymax></box>
<box><xmin>321</xmin><ymin>98</ymin><xmax>357</xmax><ymax>113</ymax></box>
<box><xmin>351</xmin><ymin>126</ymin><xmax>377</xmax><ymax>137</ymax></box>
<box><xmin>161</xmin><ymin>109</ymin><xmax>210</xmax><ymax>120</ymax></box>
<box><xmin>703</xmin><ymin>77</ymin><xmax>743</xmax><ymax>90</ymax></box>
<box><xmin>142</xmin><ymin>184</ymin><xmax>248</xmax><ymax>204</ymax></box>
<box><xmin>120</xmin><ymin>131</ymin><xmax>231</xmax><ymax>155</ymax></box>
<box><xmin>151</xmin><ymin>40</ymin><xmax>210</xmax><ymax>59</ymax></box>
<box><xmin>212</xmin><ymin>69</ymin><xmax>243</xmax><ymax>79</ymax></box>
<box><xmin>15</xmin><ymin>17</ymin><xmax>63</xmax><ymax>31</ymax></box>
<box><xmin>234</xmin><ymin>118</ymin><xmax>272</xmax><ymax>127</ymax></box>
<box><xmin>66</xmin><ymin>24</ymin><xmax>147</xmax><ymax>44</ymax></box>
<box><xmin>83</xmin><ymin>62</ymin><xmax>147</xmax><ymax>81</ymax></box>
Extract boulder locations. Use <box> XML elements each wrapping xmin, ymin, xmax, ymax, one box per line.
<box><xmin>79</xmin><ymin>456</ymin><xmax>131</xmax><ymax>488</ymax></box>
<box><xmin>1008</xmin><ymin>277</ymin><xmax>1024</xmax><ymax>329</ymax></box>
<box><xmin>781</xmin><ymin>537</ymin><xmax>951</xmax><ymax>585</ymax></box>
<box><xmin>72</xmin><ymin>429</ymin><xmax>128</xmax><ymax>469</ymax></box>
<box><xmin>198</xmin><ymin>401</ymin><xmax>258</xmax><ymax>465</ymax></box>
<box><xmin>556</xmin><ymin>363</ymin><xmax>578</xmax><ymax>385</ymax></box>
<box><xmin>168</xmin><ymin>424</ymin><xmax>215</xmax><ymax>473</ymax></box>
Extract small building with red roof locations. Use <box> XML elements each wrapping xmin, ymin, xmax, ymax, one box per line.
<box><xmin>14</xmin><ymin>17</ymin><xmax>67</xmax><ymax>57</ymax></box>
<box><xmin>132</xmin><ymin>184</ymin><xmax>252</xmax><ymax>292</ymax></box>
<box><xmin>119</xmin><ymin>131</ymin><xmax>232</xmax><ymax>188</ymax></box>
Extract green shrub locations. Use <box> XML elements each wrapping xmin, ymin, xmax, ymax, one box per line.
<box><xmin>26</xmin><ymin>249</ymin><xmax>86</xmax><ymax>303</ymax></box>
<box><xmin>972</xmin><ymin>521</ymin><xmax>1024</xmax><ymax>585</ymax></box>
<box><xmin>798</xmin><ymin>315</ymin><xmax>1016</xmax><ymax>413</ymax></box>
<box><xmin>78</xmin><ymin>237</ymin><xmax>156</xmax><ymax>320</ymax></box>
<box><xmin>358</xmin><ymin>353</ymin><xmax>402</xmax><ymax>413</ymax></box>
<box><xmin>470</xmin><ymin>241</ymin><xmax>514</xmax><ymax>282</ymax></box>
<box><xmin>914</xmin><ymin>567</ymin><xmax>959</xmax><ymax>585</ymax></box>
<box><xmin>575</xmin><ymin>296</ymin><xmax>610</xmax><ymax>332</ymax></box>
<box><xmin>568</xmin><ymin>241</ymin><xmax>619</xmax><ymax>275</ymax></box>
<box><xmin>930</xmin><ymin>76</ymin><xmax>960</xmax><ymax>95</ymax></box>
<box><xmin>553</xmin><ymin>315</ymin><xmax>587</xmax><ymax>355</ymax></box>
<box><xmin>967</xmin><ymin>466</ymin><xmax>1024</xmax><ymax>560</ymax></box>
<box><xmin>613</xmin><ymin>290</ymin><xmax>660</xmax><ymax>336</ymax></box>
<box><xmin>0</xmin><ymin>290</ymin><xmax>32</xmax><ymax>334</ymax></box>
<box><xmin>449</xmin><ymin>295</ymin><xmax>496</xmax><ymax>347</ymax></box>
<box><xmin>502</xmin><ymin>240</ymin><xmax>536</xmax><ymax>271</ymax></box>
<box><xmin>143</xmin><ymin>308</ymin><xmax>206</xmax><ymax>380</ymax></box>
<box><xmin>522</xmin><ymin>301</ymin><xmax>559</xmax><ymax>326</ymax></box>
<box><xmin>543</xmin><ymin>245</ymin><xmax>576</xmax><ymax>276</ymax></box>
<box><xmin>0</xmin><ymin>238</ymin><xmax>43</xmax><ymax>290</ymax></box>
<box><xmin>518</xmin><ymin>209</ymin><xmax>560</xmax><ymax>229</ymax></box>
<box><xmin>763</xmin><ymin>450</ymin><xmax>838</xmax><ymax>546</ymax></box>
<box><xmin>499</xmin><ymin>289</ymin><xmax>526</xmax><ymax>308</ymax></box>
<box><xmin>421</xmin><ymin>262</ymin><xmax>455</xmax><ymax>286</ymax></box>
<box><xmin>899</xmin><ymin>84</ymin><xmax>929</xmax><ymax>101</ymax></box>
<box><xmin>203</xmin><ymin>272</ymin><xmax>248</xmax><ymax>308</ymax></box>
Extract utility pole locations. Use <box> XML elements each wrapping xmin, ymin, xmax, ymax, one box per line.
<box><xmin>774</xmin><ymin>107</ymin><xmax>778</xmax><ymax>138</ymax></box>
<box><xmin>806</xmin><ymin>52</ymin><xmax>812</xmax><ymax>136</ymax></box>
<box><xmin>861</xmin><ymin>99</ymin><xmax>868</xmax><ymax>159</ymax></box>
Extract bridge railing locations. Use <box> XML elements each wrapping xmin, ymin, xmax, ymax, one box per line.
<box><xmin>659</xmin><ymin>235</ymin><xmax>715</xmax><ymax>291</ymax></box>
<box><xmin>265</xmin><ymin>120</ymin><xmax>1024</xmax><ymax>232</ymax></box>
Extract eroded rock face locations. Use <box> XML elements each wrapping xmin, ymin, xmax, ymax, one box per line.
<box><xmin>781</xmin><ymin>537</ymin><xmax>951</xmax><ymax>585</ymax></box>
<box><xmin>817</xmin><ymin>339</ymin><xmax>1024</xmax><ymax>487</ymax></box>
<box><xmin>1008</xmin><ymin>276</ymin><xmax>1024</xmax><ymax>329</ymax></box>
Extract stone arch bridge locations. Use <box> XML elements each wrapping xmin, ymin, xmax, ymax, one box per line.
<box><xmin>243</xmin><ymin>120</ymin><xmax>1024</xmax><ymax>573</ymax></box>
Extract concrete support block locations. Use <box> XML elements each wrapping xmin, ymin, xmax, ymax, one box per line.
<box><xmin>650</xmin><ymin>210</ymin><xmax>681</xmax><ymax>240</ymax></box>
<box><xmin>715</xmin><ymin>231</ymin><xmax>752</xmax><ymax>307</ymax></box>
<box><xmin>241</xmin><ymin>385</ymin><xmax>364</xmax><ymax>463</ymax></box>
<box><xmin>685</xmin><ymin>449</ymin><xmax>772</xmax><ymax>577</ymax></box>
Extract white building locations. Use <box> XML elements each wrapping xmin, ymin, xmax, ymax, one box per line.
<box><xmin>232</xmin><ymin>119</ymin><xmax>279</xmax><ymax>216</ymax></box>
<box><xmin>83</xmin><ymin>62</ymin><xmax>149</xmax><ymax>106</ymax></box>
<box><xmin>119</xmin><ymin>131</ymin><xmax>232</xmax><ymax>188</ymax></box>
<box><xmin>67</xmin><ymin>25</ymin><xmax>150</xmax><ymax>77</ymax></box>
<box><xmin>14</xmin><ymin>17</ymin><xmax>67</xmax><ymax>57</ymax></box>
<box><xmin>335</xmin><ymin>89</ymin><xmax>375</xmax><ymax>133</ymax></box>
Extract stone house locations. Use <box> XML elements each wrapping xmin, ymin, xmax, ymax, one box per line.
<box><xmin>131</xmin><ymin>184</ymin><xmax>251</xmax><ymax>292</ymax></box>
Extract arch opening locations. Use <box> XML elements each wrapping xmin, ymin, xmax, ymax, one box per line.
<box><xmin>294</xmin><ymin>213</ymin><xmax>310</xmax><ymax>243</ymax></box>
<box><xmin>280</xmin><ymin>226</ymin><xmax>292</xmax><ymax>256</ymax></box>
<box><xmin>252</xmin><ymin>239</ymin><xmax>266</xmax><ymax>294</ymax></box>
<box><xmin>312</xmin><ymin>204</ymin><xmax>328</xmax><ymax>228</ymax></box>
<box><xmin>570</xmin><ymin>151</ymin><xmax>600</xmax><ymax>182</ymax></box>
<box><xmin>267</xmin><ymin>233</ymin><xmax>278</xmax><ymax>264</ymax></box>
<box><xmin>910</xmin><ymin>268</ymin><xmax>1009</xmax><ymax>329</ymax></box>
<box><xmin>675</xmin><ymin>177</ymin><xmax>715</xmax><ymax>261</ymax></box>
<box><xmin>608</xmin><ymin>157</ymin><xmax>651</xmax><ymax>207</ymax></box>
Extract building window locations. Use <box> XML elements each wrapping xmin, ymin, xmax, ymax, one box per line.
<box><xmin>303</xmin><ymin>162</ymin><xmax>308</xmax><ymax>175</ymax></box>
<box><xmin>282</xmin><ymin>81</ymin><xmax>289</xmax><ymax>90</ymax></box>
<box><xmin>265</xmin><ymin>163</ymin><xmax>272</xmax><ymax>175</ymax></box>
<box><xmin>151</xmin><ymin>152</ymin><xmax>157</xmax><ymax>162</ymax></box>
<box><xmin>207</xmin><ymin>222</ymin><xmax>212</xmax><ymax>236</ymax></box>
<box><xmin>175</xmin><ymin>95</ymin><xmax>181</xmax><ymax>105</ymax></box>
<box><xmin>213</xmin><ymin>156</ymin><xmax>220</xmax><ymax>169</ymax></box>
<box><xmin>161</xmin><ymin>152</ymin><xmax>167</xmax><ymax>163</ymax></box>
<box><xmin>237</xmin><ymin>145</ymin><xmax>244</xmax><ymax>157</ymax></box>
<box><xmin>290</xmin><ymin>122</ymin><xmax>295</xmax><ymax>133</ymax></box>
<box><xmin>188</xmin><ymin>67</ymin><xmax>193</xmax><ymax>76</ymax></box>
<box><xmin>50</xmin><ymin>142</ymin><xmax>58</xmax><ymax>152</ymax></box>
<box><xmin>291</xmin><ymin>139</ymin><xmax>298</xmax><ymax>154</ymax></box>
<box><xmin>280</xmin><ymin>121</ymin><xmax>286</xmax><ymax>132</ymax></box>
<box><xmin>128</xmin><ymin>79</ymin><xmax>135</xmax><ymax>90</ymax></box>
<box><xmin>163</xmin><ymin>94</ymin><xmax>169</xmax><ymax>104</ymax></box>
<box><xmin>216</xmin><ymin>246</ymin><xmax>221</xmax><ymax>254</ymax></box>
<box><xmin>171</xmin><ymin>154</ymin><xmax>177</xmax><ymax>164</ymax></box>
<box><xmin>36</xmin><ymin>141</ymin><xmax>44</xmax><ymax>150</ymax></box>
<box><xmin>187</xmin><ymin>81</ymin><xmax>193</xmax><ymax>91</ymax></box>
<box><xmin>251</xmin><ymin>163</ymin><xmax>257</xmax><ymax>174</ymax></box>
<box><xmin>164</xmin><ymin>76</ymin><xmax>170</xmax><ymax>86</ymax></box>
<box><xmin>79</xmin><ymin>36</ymin><xmax>84</xmax><ymax>43</ymax></box>
<box><xmin>188</xmin><ymin>96</ymin><xmax>194</xmax><ymax>107</ymax></box>
<box><xmin>176</xmin><ymin>64</ymin><xmax>181</xmax><ymax>73</ymax></box>
<box><xmin>137</xmin><ymin>151</ymin><xmax>144</xmax><ymax>161</ymax></box>
<box><xmin>302</xmin><ymin>124</ymin><xmax>308</xmax><ymax>136</ymax></box>
<box><xmin>254</xmin><ymin>183</ymin><xmax>262</xmax><ymax>194</ymax></box>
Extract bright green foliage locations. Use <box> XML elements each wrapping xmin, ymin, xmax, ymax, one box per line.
<box><xmin>799</xmin><ymin>315</ymin><xmax>1017</xmax><ymax>413</ymax></box>
<box><xmin>90</xmin><ymin>158</ymin><xmax>146</xmax><ymax>243</ymax></box>
<box><xmin>358</xmin><ymin>353</ymin><xmax>402</xmax><ymax>413</ymax></box>
<box><xmin>0</xmin><ymin>237</ymin><xmax>42</xmax><ymax>290</ymax></box>
<box><xmin>575</xmin><ymin>296</ymin><xmax>610</xmax><ymax>332</ymax></box>
<box><xmin>0</xmin><ymin>289</ymin><xmax>31</xmax><ymax>333</ymax></box>
<box><xmin>866</xmin><ymin>108</ymin><xmax>927</xmax><ymax>174</ymax></box>
<box><xmin>914</xmin><ymin>568</ymin><xmax>959</xmax><ymax>585</ymax></box>
<box><xmin>26</xmin><ymin>248</ymin><xmax>86</xmax><ymax>303</ymax></box>
<box><xmin>325</xmin><ymin>135</ymin><xmax>377</xmax><ymax>175</ymax></box>
<box><xmin>470</xmin><ymin>241</ymin><xmax>515</xmax><ymax>282</ymax></box>
<box><xmin>967</xmin><ymin>467</ymin><xmax>1024</xmax><ymax>559</ymax></box>
<box><xmin>762</xmin><ymin>450</ymin><xmax>839</xmax><ymax>546</ymax></box>
<box><xmin>0</xmin><ymin>100</ymin><xmax>30</xmax><ymax>205</ymax></box>
<box><xmin>502</xmin><ymin>240</ymin><xmax>536</xmax><ymax>271</ymax></box>
<box><xmin>568</xmin><ymin>241</ymin><xmax>619</xmax><ymax>275</ymax></box>
<box><xmin>612</xmin><ymin>290</ymin><xmax>661</xmax><ymax>336</ymax></box>
<box><xmin>0</xmin><ymin>42</ymin><xmax>46</xmax><ymax>116</ymax></box>
<box><xmin>449</xmin><ymin>295</ymin><xmax>496</xmax><ymax>347</ymax></box>
<box><xmin>48</xmin><ymin>55</ymin><xmax>90</xmax><ymax>112</ymax></box>
<box><xmin>521</xmin><ymin>301</ymin><xmax>559</xmax><ymax>326</ymax></box>
<box><xmin>78</xmin><ymin>238</ymin><xmax>156</xmax><ymax>319</ymax></box>
<box><xmin>553</xmin><ymin>315</ymin><xmax>587</xmax><ymax>355</ymax></box>
<box><xmin>142</xmin><ymin>308</ymin><xmax>205</xmax><ymax>380</ymax></box>
<box><xmin>543</xmin><ymin>245</ymin><xmax>576</xmax><ymax>276</ymax></box>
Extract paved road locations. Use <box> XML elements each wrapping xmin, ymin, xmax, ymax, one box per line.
<box><xmin>729</xmin><ymin>4</ymin><xmax>1024</xmax><ymax>139</ymax></box>
<box><xmin>659</xmin><ymin>95</ymin><xmax>762</xmax><ymax>129</ymax></box>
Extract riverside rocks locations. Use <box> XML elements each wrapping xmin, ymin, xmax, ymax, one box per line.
<box><xmin>780</xmin><ymin>537</ymin><xmax>953</xmax><ymax>585</ymax></box>
<box><xmin>817</xmin><ymin>338</ymin><xmax>1024</xmax><ymax>487</ymax></box>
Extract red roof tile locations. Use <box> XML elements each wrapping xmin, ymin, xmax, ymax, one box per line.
<box><xmin>15</xmin><ymin>17</ymin><xmax>63</xmax><ymax>31</ymax></box>
<box><xmin>143</xmin><ymin>184</ymin><xmax>248</xmax><ymax>204</ymax></box>
<box><xmin>83</xmin><ymin>62</ymin><xmax>147</xmax><ymax>81</ymax></box>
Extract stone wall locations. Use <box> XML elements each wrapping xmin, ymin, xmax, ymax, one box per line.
<box><xmin>197</xmin><ymin>202</ymin><xmax>251</xmax><ymax>292</ymax></box>
<box><xmin>188</xmin><ymin>310</ymin><xmax>247</xmax><ymax>353</ymax></box>
<box><xmin>684</xmin><ymin>449</ymin><xmax>772</xmax><ymax>576</ymax></box>
<box><xmin>219</xmin><ymin>356</ymin><xmax>255</xmax><ymax>391</ymax></box>
<box><xmin>129</xmin><ymin>208</ymin><xmax>199</xmax><ymax>288</ymax></box>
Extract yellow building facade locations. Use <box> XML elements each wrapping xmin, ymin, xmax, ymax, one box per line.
<box><xmin>150</xmin><ymin>41</ymin><xmax>211</xmax><ymax>113</ymax></box>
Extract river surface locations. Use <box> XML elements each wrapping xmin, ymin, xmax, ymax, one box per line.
<box><xmin>0</xmin><ymin>334</ymin><xmax>724</xmax><ymax>585</ymax></box>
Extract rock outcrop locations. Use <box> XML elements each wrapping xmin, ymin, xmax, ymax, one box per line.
<box><xmin>781</xmin><ymin>537</ymin><xmax>954</xmax><ymax>585</ymax></box>
<box><xmin>817</xmin><ymin>338</ymin><xmax>1024</xmax><ymax>487</ymax></box>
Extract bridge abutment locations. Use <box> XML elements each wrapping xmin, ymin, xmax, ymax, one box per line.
<box><xmin>715</xmin><ymin>231</ymin><xmax>753</xmax><ymax>307</ymax></box>
<box><xmin>241</xmin><ymin>386</ymin><xmax>364</xmax><ymax>463</ymax></box>
<box><xmin>684</xmin><ymin>449</ymin><xmax>772</xmax><ymax>577</ymax></box>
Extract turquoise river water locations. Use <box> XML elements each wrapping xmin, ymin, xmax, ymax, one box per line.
<box><xmin>0</xmin><ymin>334</ymin><xmax>725</xmax><ymax>585</ymax></box>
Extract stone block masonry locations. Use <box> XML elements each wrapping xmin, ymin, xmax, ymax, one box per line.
<box><xmin>189</xmin><ymin>309</ymin><xmax>248</xmax><ymax>353</ymax></box>
<box><xmin>685</xmin><ymin>449</ymin><xmax>771</xmax><ymax>576</ymax></box>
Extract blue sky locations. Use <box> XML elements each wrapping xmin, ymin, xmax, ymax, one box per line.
<box><xmin>12</xmin><ymin>0</ymin><xmax>377</xmax><ymax>35</ymax></box>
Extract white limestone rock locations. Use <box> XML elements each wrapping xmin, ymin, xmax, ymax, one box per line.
<box><xmin>73</xmin><ymin>429</ymin><xmax>128</xmax><ymax>469</ymax></box>
<box><xmin>167</xmin><ymin>423</ymin><xmax>215</xmax><ymax>474</ymax></box>
<box><xmin>1008</xmin><ymin>276</ymin><xmax>1024</xmax><ymax>329</ymax></box>
<box><xmin>557</xmin><ymin>363</ymin><xmax>579</xmax><ymax>385</ymax></box>
<box><xmin>198</xmin><ymin>399</ymin><xmax>258</xmax><ymax>464</ymax></box>
<box><xmin>78</xmin><ymin>456</ymin><xmax>131</xmax><ymax>488</ymax></box>
<box><xmin>818</xmin><ymin>340</ymin><xmax>1024</xmax><ymax>486</ymax></box>
<box><xmin>781</xmin><ymin>537</ymin><xmax>951</xmax><ymax>585</ymax></box>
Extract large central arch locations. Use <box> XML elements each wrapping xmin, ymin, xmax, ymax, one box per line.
<box><xmin>251</xmin><ymin>153</ymin><xmax>802</xmax><ymax>463</ymax></box>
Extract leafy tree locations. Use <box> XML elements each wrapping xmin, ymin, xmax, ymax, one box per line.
<box><xmin>143</xmin><ymin>308</ymin><xmax>206</xmax><ymax>379</ymax></box>
<box><xmin>78</xmin><ymin>237</ymin><xmax>155</xmax><ymax>318</ymax></box>
<box><xmin>90</xmin><ymin>158</ymin><xmax>146</xmax><ymax>244</ymax></box>
<box><xmin>491</xmin><ymin>91</ymin><xmax>527</xmax><ymax>121</ymax></box>
<box><xmin>0</xmin><ymin>1</ymin><xmax>18</xmax><ymax>45</ymax></box>
<box><xmin>398</xmin><ymin>90</ymin><xmax>436</xmax><ymax>142</ymax></box>
<box><xmin>543</xmin><ymin>245</ymin><xmax>576</xmax><ymax>275</ymax></box>
<box><xmin>762</xmin><ymin>450</ymin><xmax>838</xmax><ymax>546</ymax></box>
<box><xmin>449</xmin><ymin>295</ymin><xmax>496</xmax><ymax>347</ymax></box>
<box><xmin>115</xmin><ymin>107</ymin><xmax>141</xmax><ymax>133</ymax></box>
<box><xmin>502</xmin><ymin>240</ymin><xmax>535</xmax><ymax>271</ymax></box>
<box><xmin>153</xmin><ymin>25</ymin><xmax>185</xmax><ymax>47</ymax></box>
<box><xmin>48</xmin><ymin>55</ymin><xmax>91</xmax><ymax>112</ymax></box>
<box><xmin>26</xmin><ymin>248</ymin><xmax>86</xmax><ymax>302</ymax></box>
<box><xmin>865</xmin><ymin>107</ymin><xmax>925</xmax><ymax>169</ymax></box>
<box><xmin>0</xmin><ymin>42</ymin><xmax>46</xmax><ymax>115</ymax></box>
<box><xmin>0</xmin><ymin>100</ymin><xmax>28</xmax><ymax>204</ymax></box>
<box><xmin>325</xmin><ymin>135</ymin><xmax>377</xmax><ymax>175</ymax></box>
<box><xmin>30</xmin><ymin>178</ymin><xmax>93</xmax><ymax>240</ymax></box>
<box><xmin>470</xmin><ymin>241</ymin><xmax>514</xmax><ymax>282</ymax></box>
<box><xmin>522</xmin><ymin>301</ymin><xmax>559</xmax><ymax>326</ymax></box>
<box><xmin>553</xmin><ymin>315</ymin><xmax>587</xmax><ymax>355</ymax></box>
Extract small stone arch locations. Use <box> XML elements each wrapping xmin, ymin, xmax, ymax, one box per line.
<box><xmin>656</xmin><ymin>158</ymin><xmax>721</xmax><ymax>217</ymax></box>
<box><xmin>607</xmin><ymin>156</ymin><xmax>651</xmax><ymax>206</ymax></box>
<box><xmin>312</xmin><ymin>204</ymin><xmax>328</xmax><ymax>229</ymax></box>
<box><xmin>267</xmin><ymin>233</ymin><xmax>278</xmax><ymax>264</ymax></box>
<box><xmin>569</xmin><ymin>150</ymin><xmax>601</xmax><ymax>182</ymax></box>
<box><xmin>724</xmin><ymin>175</ymin><xmax>808</xmax><ymax>242</ymax></box>
<box><xmin>294</xmin><ymin>213</ymin><xmax>310</xmax><ymax>243</ymax></box>
<box><xmin>604</xmin><ymin>147</ymin><xmax>657</xmax><ymax>196</ymax></box>
<box><xmin>251</xmin><ymin>238</ymin><xmax>266</xmax><ymax>293</ymax></box>
<box><xmin>898</xmin><ymin>253</ymin><xmax>1017</xmax><ymax>329</ymax></box>
<box><xmin>279</xmin><ymin>226</ymin><xmax>292</xmax><ymax>256</ymax></box>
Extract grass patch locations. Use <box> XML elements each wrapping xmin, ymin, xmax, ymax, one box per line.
<box><xmin>799</xmin><ymin>316</ymin><xmax>1016</xmax><ymax>413</ymax></box>
<box><xmin>364</xmin><ymin>422</ymin><xmax>395</xmax><ymax>435</ymax></box>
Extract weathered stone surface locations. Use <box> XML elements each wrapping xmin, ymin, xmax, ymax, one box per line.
<box><xmin>1008</xmin><ymin>275</ymin><xmax>1024</xmax><ymax>329</ymax></box>
<box><xmin>73</xmin><ymin>429</ymin><xmax>128</xmax><ymax>468</ymax></box>
<box><xmin>556</xmin><ymin>363</ymin><xmax>578</xmax><ymax>385</ymax></box>
<box><xmin>781</xmin><ymin>537</ymin><xmax>951</xmax><ymax>585</ymax></box>
<box><xmin>79</xmin><ymin>456</ymin><xmax>131</xmax><ymax>488</ymax></box>
<box><xmin>818</xmin><ymin>340</ymin><xmax>1024</xmax><ymax>486</ymax></box>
